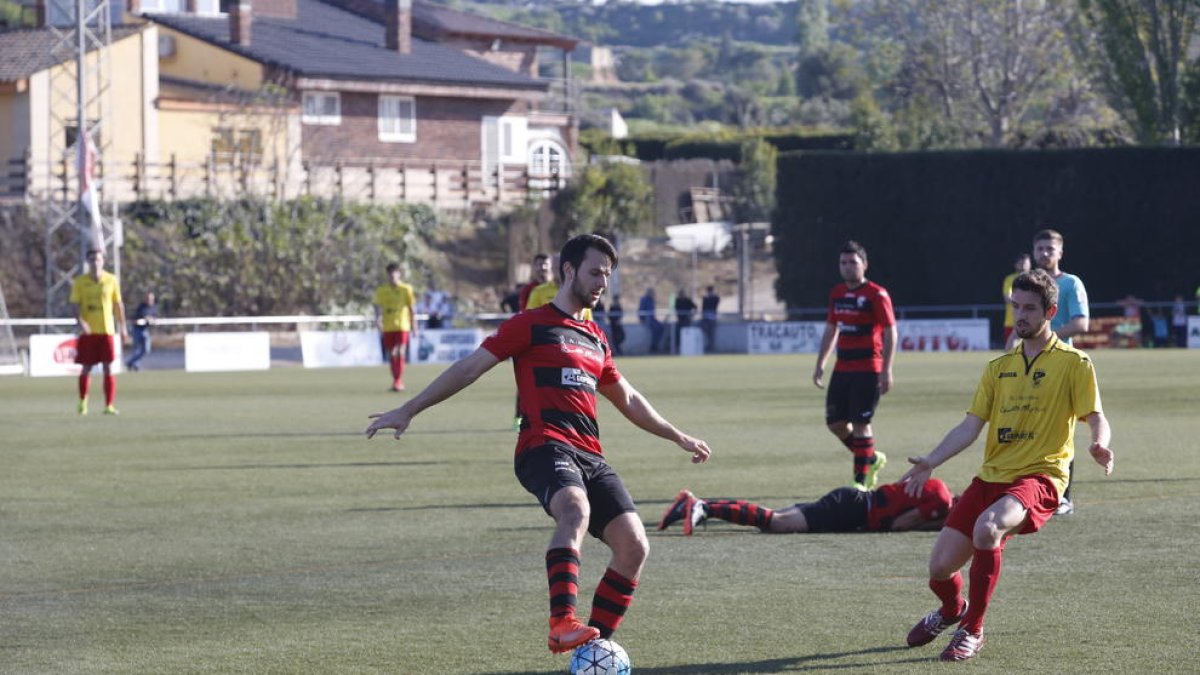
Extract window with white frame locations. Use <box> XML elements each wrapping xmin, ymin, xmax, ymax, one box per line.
<box><xmin>497</xmin><ymin>116</ymin><xmax>527</xmax><ymax>163</ymax></box>
<box><xmin>302</xmin><ymin>92</ymin><xmax>341</xmax><ymax>125</ymax></box>
<box><xmin>529</xmin><ymin>140</ymin><xmax>568</xmax><ymax>177</ymax></box>
<box><xmin>378</xmin><ymin>95</ymin><xmax>416</xmax><ymax>142</ymax></box>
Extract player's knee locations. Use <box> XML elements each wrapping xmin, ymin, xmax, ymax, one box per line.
<box><xmin>971</xmin><ymin>519</ymin><xmax>1005</xmax><ymax>549</ymax></box>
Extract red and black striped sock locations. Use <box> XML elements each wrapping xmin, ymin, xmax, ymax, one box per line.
<box><xmin>706</xmin><ymin>499</ymin><xmax>773</xmax><ymax>529</ymax></box>
<box><xmin>929</xmin><ymin>571</ymin><xmax>965</xmax><ymax>620</ymax></box>
<box><xmin>546</xmin><ymin>547</ymin><xmax>581</xmax><ymax>619</ymax></box>
<box><xmin>588</xmin><ymin>568</ymin><xmax>638</xmax><ymax>638</ymax></box>
<box><xmin>849</xmin><ymin>436</ymin><xmax>876</xmax><ymax>483</ymax></box>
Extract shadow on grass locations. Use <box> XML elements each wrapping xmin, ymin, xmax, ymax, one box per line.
<box><xmin>349</xmin><ymin>501</ymin><xmax>534</xmax><ymax>512</ymax></box>
<box><xmin>173</xmin><ymin>460</ymin><xmax>446</xmax><ymax>471</ymax></box>
<box><xmin>481</xmin><ymin>645</ymin><xmax>924</xmax><ymax>675</ymax></box>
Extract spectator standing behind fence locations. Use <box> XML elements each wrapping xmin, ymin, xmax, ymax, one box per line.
<box><xmin>812</xmin><ymin>240</ymin><xmax>896</xmax><ymax>491</ymax></box>
<box><xmin>1172</xmin><ymin>295</ymin><xmax>1188</xmax><ymax>347</ymax></box>
<box><xmin>609</xmin><ymin>294</ymin><xmax>626</xmax><ymax>356</ymax></box>
<box><xmin>374</xmin><ymin>263</ymin><xmax>417</xmax><ymax>392</ymax></box>
<box><xmin>70</xmin><ymin>248</ymin><xmax>128</xmax><ymax>415</ymax></box>
<box><xmin>1001</xmin><ymin>254</ymin><xmax>1031</xmax><ymax>349</ymax></box>
<box><xmin>1032</xmin><ymin>229</ymin><xmax>1089</xmax><ymax>515</ymax></box>
<box><xmin>639</xmin><ymin>288</ymin><xmax>665</xmax><ymax>353</ymax></box>
<box><xmin>701</xmin><ymin>285</ymin><xmax>720</xmax><ymax>353</ymax></box>
<box><xmin>673</xmin><ymin>289</ymin><xmax>696</xmax><ymax>354</ymax></box>
<box><xmin>422</xmin><ymin>284</ymin><xmax>452</xmax><ymax>330</ymax></box>
<box><xmin>125</xmin><ymin>292</ymin><xmax>157</xmax><ymax>372</ymax></box>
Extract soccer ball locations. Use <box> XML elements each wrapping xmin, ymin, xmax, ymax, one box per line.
<box><xmin>569</xmin><ymin>638</ymin><xmax>631</xmax><ymax>675</ymax></box>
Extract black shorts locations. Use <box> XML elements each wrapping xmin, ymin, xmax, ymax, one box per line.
<box><xmin>825</xmin><ymin>371</ymin><xmax>881</xmax><ymax>425</ymax></box>
<box><xmin>514</xmin><ymin>443</ymin><xmax>637</xmax><ymax>540</ymax></box>
<box><xmin>797</xmin><ymin>487</ymin><xmax>869</xmax><ymax>533</ymax></box>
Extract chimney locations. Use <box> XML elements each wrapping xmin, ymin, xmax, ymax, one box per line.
<box><xmin>385</xmin><ymin>0</ymin><xmax>411</xmax><ymax>54</ymax></box>
<box><xmin>229</xmin><ymin>2</ymin><xmax>252</xmax><ymax>47</ymax></box>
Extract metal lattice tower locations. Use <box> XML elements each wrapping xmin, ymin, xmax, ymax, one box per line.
<box><xmin>42</xmin><ymin>0</ymin><xmax>117</xmax><ymax>319</ymax></box>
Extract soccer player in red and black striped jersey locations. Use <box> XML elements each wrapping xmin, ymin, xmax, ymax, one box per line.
<box><xmin>812</xmin><ymin>240</ymin><xmax>897</xmax><ymax>490</ymax></box>
<box><xmin>657</xmin><ymin>478</ymin><xmax>954</xmax><ymax>535</ymax></box>
<box><xmin>365</xmin><ymin>234</ymin><xmax>712</xmax><ymax>656</ymax></box>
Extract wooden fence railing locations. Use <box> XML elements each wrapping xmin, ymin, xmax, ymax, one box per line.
<box><xmin>0</xmin><ymin>151</ymin><xmax>567</xmax><ymax>209</ymax></box>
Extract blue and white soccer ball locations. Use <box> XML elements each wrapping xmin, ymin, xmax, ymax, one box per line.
<box><xmin>569</xmin><ymin>638</ymin><xmax>631</xmax><ymax>675</ymax></box>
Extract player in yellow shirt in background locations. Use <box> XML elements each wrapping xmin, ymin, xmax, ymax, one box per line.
<box><xmin>900</xmin><ymin>268</ymin><xmax>1113</xmax><ymax>663</ymax></box>
<box><xmin>1001</xmin><ymin>253</ymin><xmax>1031</xmax><ymax>349</ymax></box>
<box><xmin>374</xmin><ymin>263</ymin><xmax>417</xmax><ymax>392</ymax></box>
<box><xmin>70</xmin><ymin>248</ymin><xmax>128</xmax><ymax>415</ymax></box>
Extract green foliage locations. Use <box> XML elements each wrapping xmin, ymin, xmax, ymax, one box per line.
<box><xmin>1077</xmin><ymin>0</ymin><xmax>1200</xmax><ymax>145</ymax></box>
<box><xmin>730</xmin><ymin>137</ymin><xmax>777</xmax><ymax>224</ymax></box>
<box><xmin>551</xmin><ymin>161</ymin><xmax>654</xmax><ymax>239</ymax></box>
<box><xmin>850</xmin><ymin>93</ymin><xmax>898</xmax><ymax>151</ymax></box>
<box><xmin>795</xmin><ymin>0</ymin><xmax>830</xmax><ymax>56</ymax></box>
<box><xmin>120</xmin><ymin>198</ymin><xmax>438</xmax><ymax>316</ymax></box>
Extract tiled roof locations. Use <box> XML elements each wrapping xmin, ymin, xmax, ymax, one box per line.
<box><xmin>0</xmin><ymin>25</ymin><xmax>147</xmax><ymax>82</ymax></box>
<box><xmin>411</xmin><ymin>1</ymin><xmax>577</xmax><ymax>48</ymax></box>
<box><xmin>148</xmin><ymin>0</ymin><xmax>546</xmax><ymax>90</ymax></box>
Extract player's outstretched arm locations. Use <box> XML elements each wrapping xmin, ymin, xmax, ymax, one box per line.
<box><xmin>598</xmin><ymin>377</ymin><xmax>711</xmax><ymax>464</ymax></box>
<box><xmin>365</xmin><ymin>348</ymin><xmax>501</xmax><ymax>440</ymax></box>
<box><xmin>901</xmin><ymin>414</ymin><xmax>986</xmax><ymax>497</ymax></box>
<box><xmin>1086</xmin><ymin>411</ymin><xmax>1114</xmax><ymax>475</ymax></box>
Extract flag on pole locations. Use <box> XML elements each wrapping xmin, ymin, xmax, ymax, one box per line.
<box><xmin>77</xmin><ymin>129</ymin><xmax>103</xmax><ymax>250</ymax></box>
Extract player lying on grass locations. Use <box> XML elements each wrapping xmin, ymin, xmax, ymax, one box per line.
<box><xmin>365</xmin><ymin>234</ymin><xmax>712</xmax><ymax>657</ymax></box>
<box><xmin>657</xmin><ymin>478</ymin><xmax>954</xmax><ymax>535</ymax></box>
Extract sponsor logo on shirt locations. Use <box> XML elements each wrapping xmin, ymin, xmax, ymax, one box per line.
<box><xmin>1032</xmin><ymin>370</ymin><xmax>1047</xmax><ymax>387</ymax></box>
<box><xmin>999</xmin><ymin>371</ymin><xmax>1018</xmax><ymax>378</ymax></box>
<box><xmin>561</xmin><ymin>368</ymin><xmax>597</xmax><ymax>389</ymax></box>
<box><xmin>997</xmin><ymin>427</ymin><xmax>1036</xmax><ymax>444</ymax></box>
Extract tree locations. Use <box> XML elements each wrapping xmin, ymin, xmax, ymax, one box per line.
<box><xmin>551</xmin><ymin>161</ymin><xmax>654</xmax><ymax>240</ymax></box>
<box><xmin>731</xmin><ymin>138</ymin><xmax>777</xmax><ymax>224</ymax></box>
<box><xmin>796</xmin><ymin>0</ymin><xmax>830</xmax><ymax>57</ymax></box>
<box><xmin>872</xmin><ymin>0</ymin><xmax>1088</xmax><ymax>147</ymax></box>
<box><xmin>1076</xmin><ymin>0</ymin><xmax>1200</xmax><ymax>145</ymax></box>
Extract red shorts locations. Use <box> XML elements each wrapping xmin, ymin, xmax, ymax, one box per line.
<box><xmin>74</xmin><ymin>334</ymin><xmax>115</xmax><ymax>366</ymax></box>
<box><xmin>382</xmin><ymin>331</ymin><xmax>409</xmax><ymax>354</ymax></box>
<box><xmin>944</xmin><ymin>475</ymin><xmax>1059</xmax><ymax>541</ymax></box>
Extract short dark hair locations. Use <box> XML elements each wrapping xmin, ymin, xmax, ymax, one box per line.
<box><xmin>1014</xmin><ymin>252</ymin><xmax>1031</xmax><ymax>264</ymax></box>
<box><xmin>840</xmin><ymin>240</ymin><xmax>867</xmax><ymax>263</ymax></box>
<box><xmin>385</xmin><ymin>262</ymin><xmax>400</xmax><ymax>274</ymax></box>
<box><xmin>533</xmin><ymin>253</ymin><xmax>549</xmax><ymax>263</ymax></box>
<box><xmin>1033</xmin><ymin>229</ymin><xmax>1063</xmax><ymax>247</ymax></box>
<box><xmin>1012</xmin><ymin>268</ymin><xmax>1059</xmax><ymax>311</ymax></box>
<box><xmin>559</xmin><ymin>234</ymin><xmax>618</xmax><ymax>279</ymax></box>
<box><xmin>86</xmin><ymin>248</ymin><xmax>102</xmax><ymax>257</ymax></box>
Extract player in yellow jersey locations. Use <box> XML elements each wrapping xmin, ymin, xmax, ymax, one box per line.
<box><xmin>374</xmin><ymin>263</ymin><xmax>417</xmax><ymax>391</ymax></box>
<box><xmin>1000</xmin><ymin>253</ymin><xmax>1031</xmax><ymax>349</ymax></box>
<box><xmin>69</xmin><ymin>249</ymin><xmax>128</xmax><ymax>415</ymax></box>
<box><xmin>900</xmin><ymin>268</ymin><xmax>1113</xmax><ymax>663</ymax></box>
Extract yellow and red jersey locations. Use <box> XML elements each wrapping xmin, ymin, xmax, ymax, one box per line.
<box><xmin>69</xmin><ymin>271</ymin><xmax>122</xmax><ymax>335</ymax></box>
<box><xmin>968</xmin><ymin>335</ymin><xmax>1103</xmax><ymax>497</ymax></box>
<box><xmin>374</xmin><ymin>282</ymin><xmax>416</xmax><ymax>333</ymax></box>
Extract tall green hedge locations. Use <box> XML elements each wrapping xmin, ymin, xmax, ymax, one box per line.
<box><xmin>773</xmin><ymin>148</ymin><xmax>1200</xmax><ymax>308</ymax></box>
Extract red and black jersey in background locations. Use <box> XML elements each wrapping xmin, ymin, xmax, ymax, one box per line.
<box><xmin>482</xmin><ymin>304</ymin><xmax>620</xmax><ymax>458</ymax></box>
<box><xmin>867</xmin><ymin>478</ymin><xmax>953</xmax><ymax>531</ymax></box>
<box><xmin>826</xmin><ymin>280</ymin><xmax>896</xmax><ymax>373</ymax></box>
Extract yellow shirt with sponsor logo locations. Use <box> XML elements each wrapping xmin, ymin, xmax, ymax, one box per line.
<box><xmin>69</xmin><ymin>271</ymin><xmax>122</xmax><ymax>335</ymax></box>
<box><xmin>374</xmin><ymin>282</ymin><xmax>416</xmax><ymax>332</ymax></box>
<box><xmin>968</xmin><ymin>335</ymin><xmax>1102</xmax><ymax>497</ymax></box>
<box><xmin>526</xmin><ymin>281</ymin><xmax>593</xmax><ymax>321</ymax></box>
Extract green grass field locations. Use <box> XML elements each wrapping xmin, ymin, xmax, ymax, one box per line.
<box><xmin>2</xmin><ymin>350</ymin><xmax>1197</xmax><ymax>674</ymax></box>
